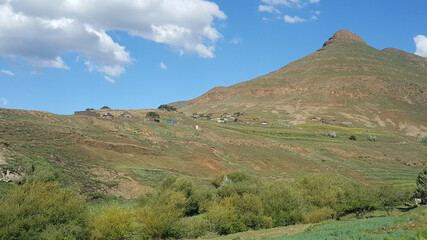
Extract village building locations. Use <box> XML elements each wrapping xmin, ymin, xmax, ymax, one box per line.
<box><xmin>260</xmin><ymin>121</ymin><xmax>268</xmax><ymax>125</ymax></box>
<box><xmin>102</xmin><ymin>113</ymin><xmax>114</xmax><ymax>119</ymax></box>
<box><xmin>215</xmin><ymin>118</ymin><xmax>228</xmax><ymax>123</ymax></box>
<box><xmin>120</xmin><ymin>111</ymin><xmax>132</xmax><ymax>118</ymax></box>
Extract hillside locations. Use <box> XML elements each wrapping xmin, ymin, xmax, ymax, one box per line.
<box><xmin>0</xmin><ymin>30</ymin><xmax>426</xmax><ymax>200</ymax></box>
<box><xmin>179</xmin><ymin>30</ymin><xmax>427</xmax><ymax>137</ymax></box>
<box><xmin>0</xmin><ymin>105</ymin><xmax>426</xmax><ymax>199</ymax></box>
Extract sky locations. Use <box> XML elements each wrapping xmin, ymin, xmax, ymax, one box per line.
<box><xmin>1</xmin><ymin>0</ymin><xmax>427</xmax><ymax>115</ymax></box>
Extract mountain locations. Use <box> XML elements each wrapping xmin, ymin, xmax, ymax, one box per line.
<box><xmin>179</xmin><ymin>30</ymin><xmax>427</xmax><ymax>137</ymax></box>
<box><xmin>1</xmin><ymin>30</ymin><xmax>426</xmax><ymax>200</ymax></box>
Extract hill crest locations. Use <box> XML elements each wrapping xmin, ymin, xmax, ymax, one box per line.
<box><xmin>322</xmin><ymin>30</ymin><xmax>367</xmax><ymax>47</ymax></box>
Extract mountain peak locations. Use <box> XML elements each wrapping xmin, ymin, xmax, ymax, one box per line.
<box><xmin>323</xmin><ymin>30</ymin><xmax>367</xmax><ymax>47</ymax></box>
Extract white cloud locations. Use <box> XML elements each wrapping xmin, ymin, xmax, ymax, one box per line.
<box><xmin>230</xmin><ymin>38</ymin><xmax>242</xmax><ymax>45</ymax></box>
<box><xmin>1</xmin><ymin>69</ymin><xmax>14</xmax><ymax>76</ymax></box>
<box><xmin>100</xmin><ymin>65</ymin><xmax>125</xmax><ymax>77</ymax></box>
<box><xmin>284</xmin><ymin>15</ymin><xmax>306</xmax><ymax>23</ymax></box>
<box><xmin>259</xmin><ymin>0</ymin><xmax>319</xmax><ymax>22</ymax></box>
<box><xmin>258</xmin><ymin>5</ymin><xmax>279</xmax><ymax>13</ymax></box>
<box><xmin>1</xmin><ymin>98</ymin><xmax>7</xmax><ymax>105</ymax></box>
<box><xmin>259</xmin><ymin>0</ymin><xmax>314</xmax><ymax>10</ymax></box>
<box><xmin>0</xmin><ymin>0</ymin><xmax>226</xmax><ymax>77</ymax></box>
<box><xmin>104</xmin><ymin>76</ymin><xmax>115</xmax><ymax>83</ymax></box>
<box><xmin>160</xmin><ymin>62</ymin><xmax>167</xmax><ymax>70</ymax></box>
<box><xmin>414</xmin><ymin>35</ymin><xmax>427</xmax><ymax>58</ymax></box>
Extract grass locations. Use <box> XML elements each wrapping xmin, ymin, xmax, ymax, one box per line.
<box><xmin>273</xmin><ymin>217</ymin><xmax>422</xmax><ymax>240</ymax></box>
<box><xmin>133</xmin><ymin>168</ymin><xmax>179</xmax><ymax>187</ymax></box>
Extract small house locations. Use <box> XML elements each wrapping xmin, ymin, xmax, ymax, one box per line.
<box><xmin>216</xmin><ymin>118</ymin><xmax>227</xmax><ymax>123</ymax></box>
<box><xmin>102</xmin><ymin>113</ymin><xmax>114</xmax><ymax>119</ymax></box>
<box><xmin>260</xmin><ymin>121</ymin><xmax>268</xmax><ymax>125</ymax></box>
<box><xmin>120</xmin><ymin>111</ymin><xmax>132</xmax><ymax>118</ymax></box>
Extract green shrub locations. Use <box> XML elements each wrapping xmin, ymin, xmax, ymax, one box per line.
<box><xmin>205</xmin><ymin>197</ymin><xmax>247</xmax><ymax>235</ymax></box>
<box><xmin>349</xmin><ymin>135</ymin><xmax>356</xmax><ymax>141</ymax></box>
<box><xmin>377</xmin><ymin>185</ymin><xmax>408</xmax><ymax>216</ymax></box>
<box><xmin>419</xmin><ymin>137</ymin><xmax>427</xmax><ymax>145</ymax></box>
<box><xmin>90</xmin><ymin>207</ymin><xmax>133</xmax><ymax>240</ymax></box>
<box><xmin>302</xmin><ymin>207</ymin><xmax>335</xmax><ymax>223</ymax></box>
<box><xmin>261</xmin><ymin>183</ymin><xmax>304</xmax><ymax>226</ymax></box>
<box><xmin>146</xmin><ymin>112</ymin><xmax>160</xmax><ymax>118</ymax></box>
<box><xmin>213</xmin><ymin>172</ymin><xmax>249</xmax><ymax>188</ymax></box>
<box><xmin>415</xmin><ymin>168</ymin><xmax>427</xmax><ymax>202</ymax></box>
<box><xmin>0</xmin><ymin>182</ymin><xmax>88</xmax><ymax>240</ymax></box>
<box><xmin>231</xmin><ymin>194</ymin><xmax>273</xmax><ymax>230</ymax></box>
<box><xmin>157</xmin><ymin>105</ymin><xmax>177</xmax><ymax>112</ymax></box>
<box><xmin>136</xmin><ymin>191</ymin><xmax>186</xmax><ymax>239</ymax></box>
<box><xmin>174</xmin><ymin>216</ymin><xmax>210</xmax><ymax>239</ymax></box>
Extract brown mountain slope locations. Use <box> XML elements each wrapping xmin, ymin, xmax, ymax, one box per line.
<box><xmin>180</xmin><ymin>30</ymin><xmax>427</xmax><ymax>137</ymax></box>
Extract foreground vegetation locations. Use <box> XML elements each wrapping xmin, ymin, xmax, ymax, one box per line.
<box><xmin>0</xmin><ymin>169</ymin><xmax>426</xmax><ymax>240</ymax></box>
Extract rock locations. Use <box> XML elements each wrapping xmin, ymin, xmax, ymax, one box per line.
<box><xmin>0</xmin><ymin>168</ymin><xmax>23</xmax><ymax>183</ymax></box>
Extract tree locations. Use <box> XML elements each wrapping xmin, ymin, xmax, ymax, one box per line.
<box><xmin>377</xmin><ymin>185</ymin><xmax>403</xmax><ymax>215</ymax></box>
<box><xmin>415</xmin><ymin>168</ymin><xmax>427</xmax><ymax>203</ymax></box>
<box><xmin>90</xmin><ymin>206</ymin><xmax>133</xmax><ymax>240</ymax></box>
<box><xmin>146</xmin><ymin>112</ymin><xmax>160</xmax><ymax>119</ymax></box>
<box><xmin>158</xmin><ymin>105</ymin><xmax>177</xmax><ymax>112</ymax></box>
<box><xmin>0</xmin><ymin>182</ymin><xmax>88</xmax><ymax>240</ymax></box>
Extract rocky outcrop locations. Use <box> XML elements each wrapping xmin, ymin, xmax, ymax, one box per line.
<box><xmin>0</xmin><ymin>169</ymin><xmax>22</xmax><ymax>183</ymax></box>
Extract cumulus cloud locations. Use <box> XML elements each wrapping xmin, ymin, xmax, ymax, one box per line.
<box><xmin>104</xmin><ymin>76</ymin><xmax>115</xmax><ymax>83</ymax></box>
<box><xmin>259</xmin><ymin>0</ymin><xmax>319</xmax><ymax>22</ymax></box>
<box><xmin>284</xmin><ymin>15</ymin><xmax>306</xmax><ymax>23</ymax></box>
<box><xmin>160</xmin><ymin>62</ymin><xmax>167</xmax><ymax>70</ymax></box>
<box><xmin>100</xmin><ymin>65</ymin><xmax>125</xmax><ymax>77</ymax></box>
<box><xmin>414</xmin><ymin>35</ymin><xmax>427</xmax><ymax>58</ymax></box>
<box><xmin>0</xmin><ymin>0</ymin><xmax>226</xmax><ymax>77</ymax></box>
<box><xmin>1</xmin><ymin>69</ymin><xmax>14</xmax><ymax>76</ymax></box>
<box><xmin>258</xmin><ymin>0</ymin><xmax>319</xmax><ymax>12</ymax></box>
<box><xmin>258</xmin><ymin>5</ymin><xmax>279</xmax><ymax>13</ymax></box>
<box><xmin>1</xmin><ymin>98</ymin><xmax>7</xmax><ymax>105</ymax></box>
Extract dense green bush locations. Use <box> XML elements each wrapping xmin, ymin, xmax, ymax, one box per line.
<box><xmin>260</xmin><ymin>183</ymin><xmax>304</xmax><ymax>226</ymax></box>
<box><xmin>415</xmin><ymin>168</ymin><xmax>427</xmax><ymax>201</ymax></box>
<box><xmin>158</xmin><ymin>104</ymin><xmax>177</xmax><ymax>112</ymax></box>
<box><xmin>205</xmin><ymin>197</ymin><xmax>247</xmax><ymax>235</ymax></box>
<box><xmin>0</xmin><ymin>182</ymin><xmax>88</xmax><ymax>240</ymax></box>
<box><xmin>90</xmin><ymin>207</ymin><xmax>133</xmax><ymax>240</ymax></box>
<box><xmin>136</xmin><ymin>191</ymin><xmax>186</xmax><ymax>239</ymax></box>
<box><xmin>146</xmin><ymin>111</ymin><xmax>160</xmax><ymax>118</ymax></box>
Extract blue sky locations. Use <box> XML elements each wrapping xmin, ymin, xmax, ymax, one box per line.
<box><xmin>1</xmin><ymin>0</ymin><xmax>427</xmax><ymax>114</ymax></box>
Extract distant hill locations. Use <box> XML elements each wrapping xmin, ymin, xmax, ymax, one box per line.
<box><xmin>179</xmin><ymin>30</ymin><xmax>427</xmax><ymax>137</ymax></box>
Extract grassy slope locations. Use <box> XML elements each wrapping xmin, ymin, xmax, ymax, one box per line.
<box><xmin>180</xmin><ymin>37</ymin><xmax>427</xmax><ymax>138</ymax></box>
<box><xmin>0</xmin><ymin>107</ymin><xmax>426</xmax><ymax>198</ymax></box>
<box><xmin>198</xmin><ymin>206</ymin><xmax>427</xmax><ymax>240</ymax></box>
